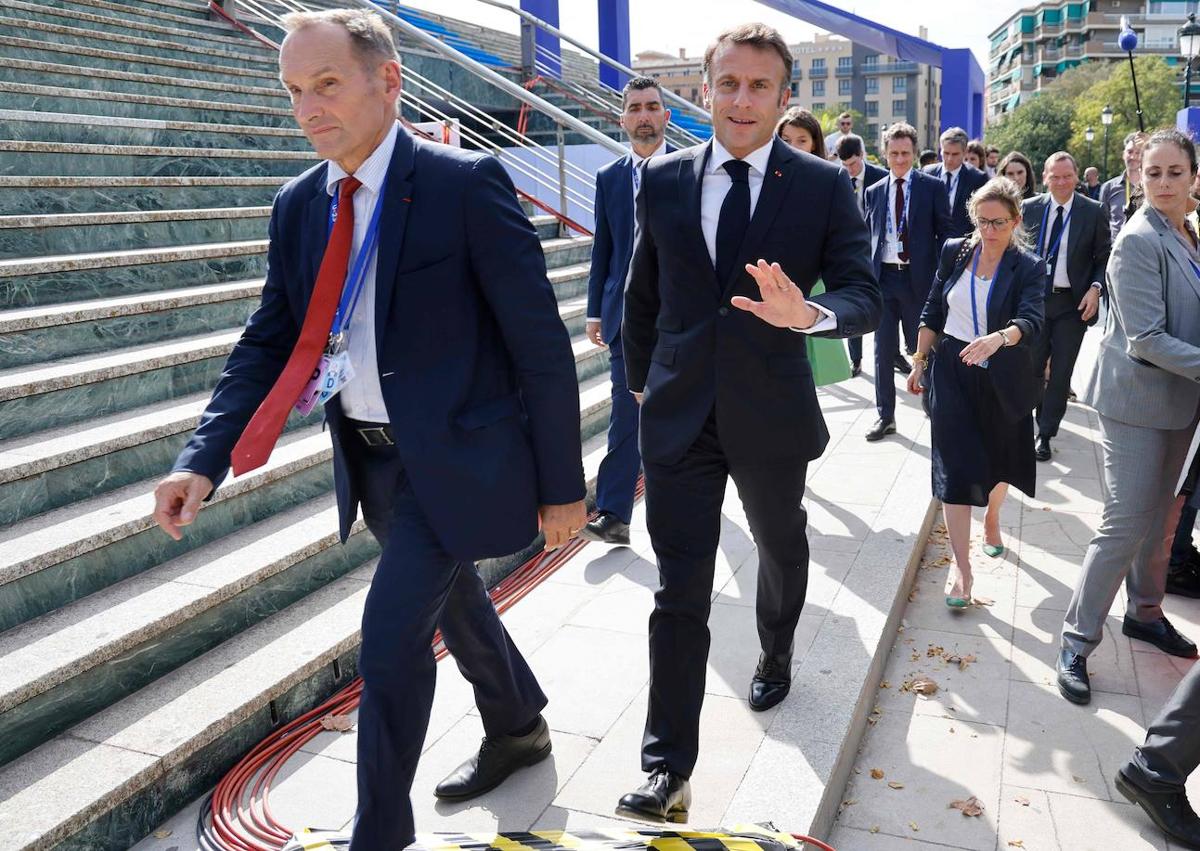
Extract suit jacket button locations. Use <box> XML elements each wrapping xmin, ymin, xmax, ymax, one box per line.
<box><xmin>718</xmin><ymin>307</ymin><xmax>729</xmax><ymax>317</ymax></box>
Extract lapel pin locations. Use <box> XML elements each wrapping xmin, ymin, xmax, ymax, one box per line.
<box><xmin>774</xmin><ymin>169</ymin><xmax>783</xmax><ymax>177</ymax></box>
<box><xmin>402</xmin><ymin>197</ymin><xmax>412</xmax><ymax>203</ymax></box>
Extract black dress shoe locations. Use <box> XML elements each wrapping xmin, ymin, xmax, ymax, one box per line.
<box><xmin>434</xmin><ymin>715</ymin><xmax>551</xmax><ymax>800</ymax></box>
<box><xmin>865</xmin><ymin>419</ymin><xmax>896</xmax><ymax>442</ymax></box>
<box><xmin>615</xmin><ymin>768</ymin><xmax>691</xmax><ymax>824</ymax></box>
<box><xmin>1056</xmin><ymin>649</ymin><xmax>1091</xmax><ymax>705</ymax></box>
<box><xmin>1167</xmin><ymin>565</ymin><xmax>1200</xmax><ymax>599</ymax></box>
<box><xmin>1035</xmin><ymin>436</ymin><xmax>1052</xmax><ymax>462</ymax></box>
<box><xmin>579</xmin><ymin>512</ymin><xmax>630</xmax><ymax>545</ymax></box>
<box><xmin>1123</xmin><ymin>616</ymin><xmax>1199</xmax><ymax>658</ymax></box>
<box><xmin>748</xmin><ymin>651</ymin><xmax>792</xmax><ymax>711</ymax></box>
<box><xmin>1117</xmin><ymin>769</ymin><xmax>1200</xmax><ymax>849</ymax></box>
<box><xmin>893</xmin><ymin>354</ymin><xmax>913</xmax><ymax>375</ymax></box>
<box><xmin>851</xmin><ymin>360</ymin><xmax>862</xmax><ymax>377</ymax></box>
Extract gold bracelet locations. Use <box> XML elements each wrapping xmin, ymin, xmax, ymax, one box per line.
<box><xmin>911</xmin><ymin>351</ymin><xmax>929</xmax><ymax>367</ymax></box>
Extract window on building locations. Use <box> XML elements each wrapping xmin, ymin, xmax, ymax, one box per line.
<box><xmin>812</xmin><ymin>58</ymin><xmax>826</xmax><ymax>70</ymax></box>
<box><xmin>791</xmin><ymin>81</ymin><xmax>799</xmax><ymax>96</ymax></box>
<box><xmin>893</xmin><ymin>99</ymin><xmax>907</xmax><ymax>115</ymax></box>
<box><xmin>813</xmin><ymin>102</ymin><xmax>826</xmax><ymax>113</ymax></box>
<box><xmin>866</xmin><ymin>77</ymin><xmax>879</xmax><ymax>94</ymax></box>
<box><xmin>838</xmin><ymin>78</ymin><xmax>852</xmax><ymax>96</ymax></box>
<box><xmin>812</xmin><ymin>80</ymin><xmax>825</xmax><ymax>96</ymax></box>
<box><xmin>691</xmin><ymin>87</ymin><xmax>698</xmax><ymax>100</ymax></box>
<box><xmin>837</xmin><ymin>56</ymin><xmax>853</xmax><ymax>69</ymax></box>
<box><xmin>864</xmin><ymin>53</ymin><xmax>879</xmax><ymax>66</ymax></box>
<box><xmin>866</xmin><ymin>100</ymin><xmax>879</xmax><ymax>117</ymax></box>
<box><xmin>867</xmin><ymin>122</ymin><xmax>878</xmax><ymax>139</ymax></box>
<box><xmin>893</xmin><ymin>76</ymin><xmax>907</xmax><ymax>92</ymax></box>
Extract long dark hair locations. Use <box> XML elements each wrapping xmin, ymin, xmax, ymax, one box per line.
<box><xmin>997</xmin><ymin>151</ymin><xmax>1037</xmax><ymax>199</ymax></box>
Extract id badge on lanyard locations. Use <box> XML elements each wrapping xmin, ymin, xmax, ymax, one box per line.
<box><xmin>294</xmin><ymin>178</ymin><xmax>387</xmax><ymax>415</ymax></box>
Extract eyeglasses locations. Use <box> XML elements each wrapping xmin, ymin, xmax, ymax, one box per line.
<box><xmin>976</xmin><ymin>217</ymin><xmax>1012</xmax><ymax>230</ymax></box>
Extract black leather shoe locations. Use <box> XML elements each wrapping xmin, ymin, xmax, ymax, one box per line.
<box><xmin>579</xmin><ymin>512</ymin><xmax>630</xmax><ymax>546</ymax></box>
<box><xmin>1035</xmin><ymin>436</ymin><xmax>1052</xmax><ymax>462</ymax></box>
<box><xmin>1117</xmin><ymin>769</ymin><xmax>1200</xmax><ymax>849</ymax></box>
<box><xmin>1056</xmin><ymin>649</ymin><xmax>1091</xmax><ymax>705</ymax></box>
<box><xmin>894</xmin><ymin>354</ymin><xmax>912</xmax><ymax>375</ymax></box>
<box><xmin>851</xmin><ymin>360</ymin><xmax>862</xmax><ymax>377</ymax></box>
<box><xmin>748</xmin><ymin>651</ymin><xmax>792</xmax><ymax>711</ymax></box>
<box><xmin>434</xmin><ymin>715</ymin><xmax>551</xmax><ymax>800</ymax></box>
<box><xmin>865</xmin><ymin>419</ymin><xmax>896</xmax><ymax>442</ymax></box>
<box><xmin>1167</xmin><ymin>565</ymin><xmax>1200</xmax><ymax>599</ymax></box>
<box><xmin>1123</xmin><ymin>616</ymin><xmax>1199</xmax><ymax>658</ymax></box>
<box><xmin>615</xmin><ymin>768</ymin><xmax>691</xmax><ymax>824</ymax></box>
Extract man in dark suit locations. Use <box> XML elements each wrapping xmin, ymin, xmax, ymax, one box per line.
<box><xmin>922</xmin><ymin>126</ymin><xmax>989</xmax><ymax>239</ymax></box>
<box><xmin>865</xmin><ymin>122</ymin><xmax>952</xmax><ymax>441</ymax></box>
<box><xmin>1098</xmin><ymin>131</ymin><xmax>1148</xmax><ymax>240</ymax></box>
<box><xmin>581</xmin><ymin>75</ymin><xmax>671</xmax><ymax>546</ymax></box>
<box><xmin>150</xmin><ymin>11</ymin><xmax>586</xmax><ymax>850</ymax></box>
<box><xmin>614</xmin><ymin>23</ymin><xmax>880</xmax><ymax>823</ymax></box>
<box><xmin>1021</xmin><ymin>151</ymin><xmax>1110</xmax><ymax>462</ymax></box>
<box><xmin>836</xmin><ymin>133</ymin><xmax>887</xmax><ymax>376</ymax></box>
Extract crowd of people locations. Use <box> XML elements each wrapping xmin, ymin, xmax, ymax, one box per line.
<box><xmin>145</xmin><ymin>8</ymin><xmax>1200</xmax><ymax>850</ymax></box>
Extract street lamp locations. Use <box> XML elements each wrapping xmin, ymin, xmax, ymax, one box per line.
<box><xmin>1102</xmin><ymin>104</ymin><xmax>1114</xmax><ymax>181</ymax></box>
<box><xmin>1179</xmin><ymin>13</ymin><xmax>1200</xmax><ymax>108</ymax></box>
<box><xmin>1085</xmin><ymin>126</ymin><xmax>1095</xmax><ymax>168</ymax></box>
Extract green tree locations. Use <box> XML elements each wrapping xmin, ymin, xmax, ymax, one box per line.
<box><xmin>985</xmin><ymin>92</ymin><xmax>1074</xmax><ymax>178</ymax></box>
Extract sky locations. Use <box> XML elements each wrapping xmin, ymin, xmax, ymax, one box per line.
<box><xmin>400</xmin><ymin>0</ymin><xmax>1027</xmax><ymax>70</ymax></box>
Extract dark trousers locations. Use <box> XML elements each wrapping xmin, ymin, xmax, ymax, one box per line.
<box><xmin>595</xmin><ymin>336</ymin><xmax>641</xmax><ymax>524</ymax></box>
<box><xmin>1126</xmin><ymin>658</ymin><xmax>1200</xmax><ymax>792</ymax></box>
<box><xmin>641</xmin><ymin>411</ymin><xmax>809</xmax><ymax>778</ymax></box>
<box><xmin>847</xmin><ymin>335</ymin><xmax>862</xmax><ymax>365</ymax></box>
<box><xmin>1171</xmin><ymin>503</ymin><xmax>1198</xmax><ymax>567</ymax></box>
<box><xmin>875</xmin><ymin>265</ymin><xmax>921</xmax><ymax>420</ymax></box>
<box><xmin>1034</xmin><ymin>290</ymin><xmax>1088</xmax><ymax>439</ymax></box>
<box><xmin>346</xmin><ymin>436</ymin><xmax>546</xmax><ymax>851</ymax></box>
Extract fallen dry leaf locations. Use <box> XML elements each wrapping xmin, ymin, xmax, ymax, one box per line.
<box><xmin>880</xmin><ymin>680</ymin><xmax>891</xmax><ymax>689</ymax></box>
<box><xmin>869</xmin><ymin>826</ymin><xmax>880</xmax><ymax>834</ymax></box>
<box><xmin>950</xmin><ymin>796</ymin><xmax>985</xmax><ymax>817</ymax></box>
<box><xmin>1042</xmin><ymin>506</ymin><xmax>1052</xmax><ymax>511</ymax></box>
<box><xmin>153</xmin><ymin>830</ymin><xmax>172</xmax><ymax>839</ymax></box>
<box><xmin>1073</xmin><ymin>775</ymin><xmax>1087</xmax><ymax>784</ymax></box>
<box><xmin>927</xmin><ymin>644</ymin><xmax>945</xmax><ymax>658</ymax></box>
<box><xmin>908</xmin><ymin>589</ymin><xmax>918</xmax><ymax>602</ymax></box>
<box><xmin>972</xmin><ymin>596</ymin><xmax>995</xmax><ymax>607</ymax></box>
<box><xmin>841</xmin><ymin>798</ymin><xmax>858</xmax><ymax>807</ymax></box>
<box><xmin>910</xmin><ymin>677</ymin><xmax>939</xmax><ymax>696</ymax></box>
<box><xmin>870</xmin><ymin>768</ymin><xmax>885</xmax><ymax>779</ymax></box>
<box><xmin>1015</xmin><ymin>795</ymin><xmax>1030</xmax><ymax>807</ymax></box>
<box><xmin>888</xmin><ymin>781</ymin><xmax>905</xmax><ymax>790</ymax></box>
<box><xmin>319</xmin><ymin>714</ymin><xmax>356</xmax><ymax>732</ymax></box>
<box><xmin>959</xmin><ymin>653</ymin><xmax>977</xmax><ymax>670</ymax></box>
<box><xmin>909</xmin><ymin>821</ymin><xmax>919</xmax><ymax>832</ymax></box>
<box><xmin>1008</xmin><ymin>841</ymin><xmax>1025</xmax><ymax>848</ymax></box>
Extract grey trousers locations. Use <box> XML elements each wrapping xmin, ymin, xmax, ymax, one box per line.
<box><xmin>1126</xmin><ymin>659</ymin><xmax>1200</xmax><ymax>791</ymax></box>
<box><xmin>1061</xmin><ymin>413</ymin><xmax>1193</xmax><ymax>657</ymax></box>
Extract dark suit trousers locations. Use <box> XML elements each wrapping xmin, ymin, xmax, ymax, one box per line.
<box><xmin>345</xmin><ymin>436</ymin><xmax>547</xmax><ymax>851</ymax></box>
<box><xmin>595</xmin><ymin>335</ymin><xmax>641</xmax><ymax>524</ymax></box>
<box><xmin>1034</xmin><ymin>290</ymin><xmax>1088</xmax><ymax>438</ymax></box>
<box><xmin>875</xmin><ymin>265</ymin><xmax>920</xmax><ymax>420</ymax></box>
<box><xmin>1126</xmin><ymin>658</ymin><xmax>1200</xmax><ymax>791</ymax></box>
<box><xmin>641</xmin><ymin>410</ymin><xmax>809</xmax><ymax>778</ymax></box>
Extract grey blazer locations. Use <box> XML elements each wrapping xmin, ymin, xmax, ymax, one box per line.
<box><xmin>1084</xmin><ymin>205</ymin><xmax>1200</xmax><ymax>429</ymax></box>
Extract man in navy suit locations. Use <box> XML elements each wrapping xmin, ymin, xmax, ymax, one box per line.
<box><xmin>836</xmin><ymin>133</ymin><xmax>887</xmax><ymax>376</ymax></box>
<box><xmin>922</xmin><ymin>127</ymin><xmax>988</xmax><ymax>240</ymax></box>
<box><xmin>866</xmin><ymin>122</ymin><xmax>952</xmax><ymax>440</ymax></box>
<box><xmin>150</xmin><ymin>10</ymin><xmax>586</xmax><ymax>850</ymax></box>
<box><xmin>581</xmin><ymin>76</ymin><xmax>671</xmax><ymax>546</ymax></box>
<box><xmin>614</xmin><ymin>23</ymin><xmax>880</xmax><ymax>823</ymax></box>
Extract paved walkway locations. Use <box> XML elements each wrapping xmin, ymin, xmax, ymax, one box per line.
<box><xmin>829</xmin><ymin>331</ymin><xmax>1200</xmax><ymax>851</ymax></box>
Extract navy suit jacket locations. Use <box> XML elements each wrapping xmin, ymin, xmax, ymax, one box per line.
<box><xmin>922</xmin><ymin>162</ymin><xmax>989</xmax><ymax>238</ymax></box>
<box><xmin>867</xmin><ymin>168</ymin><xmax>952</xmax><ymax>302</ymax></box>
<box><xmin>1021</xmin><ymin>192</ymin><xmax>1111</xmax><ymax>325</ymax></box>
<box><xmin>174</xmin><ymin>127</ymin><xmax>586</xmax><ymax>561</ymax></box>
<box><xmin>586</xmin><ymin>146</ymin><xmax>673</xmax><ymax>344</ymax></box>
<box><xmin>624</xmin><ymin>137</ymin><xmax>881</xmax><ymax>467</ymax></box>
<box><xmin>1098</xmin><ymin>172</ymin><xmax>1133</xmax><ymax>241</ymax></box>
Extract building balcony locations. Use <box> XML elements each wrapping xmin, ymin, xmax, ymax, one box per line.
<box><xmin>860</xmin><ymin>61</ymin><xmax>919</xmax><ymax>75</ymax></box>
<box><xmin>1039</xmin><ymin>21</ymin><xmax>1063</xmax><ymax>35</ymax></box>
<box><xmin>808</xmin><ymin>67</ymin><xmax>828</xmax><ymax>78</ymax></box>
<box><xmin>835</xmin><ymin>65</ymin><xmax>855</xmax><ymax>77</ymax></box>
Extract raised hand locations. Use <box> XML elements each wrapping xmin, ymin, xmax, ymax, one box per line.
<box><xmin>730</xmin><ymin>260</ymin><xmax>820</xmax><ymax>329</ymax></box>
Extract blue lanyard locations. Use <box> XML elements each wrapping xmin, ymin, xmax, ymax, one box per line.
<box><xmin>1190</xmin><ymin>259</ymin><xmax>1200</xmax><ymax>282</ymax></box>
<box><xmin>326</xmin><ymin>177</ymin><xmax>387</xmax><ymax>346</ymax></box>
<box><xmin>1038</xmin><ymin>201</ymin><xmax>1073</xmax><ymax>262</ymax></box>
<box><xmin>969</xmin><ymin>246</ymin><xmax>999</xmax><ymax>338</ymax></box>
<box><xmin>887</xmin><ymin>175</ymin><xmax>911</xmax><ymax>241</ymax></box>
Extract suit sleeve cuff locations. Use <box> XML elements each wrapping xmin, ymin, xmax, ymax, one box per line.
<box><xmin>790</xmin><ymin>302</ymin><xmax>837</xmax><ymax>334</ymax></box>
<box><xmin>586</xmin><ymin>317</ymin><xmax>601</xmax><ymax>322</ymax></box>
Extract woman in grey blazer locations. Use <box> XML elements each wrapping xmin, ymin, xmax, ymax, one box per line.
<box><xmin>1057</xmin><ymin>128</ymin><xmax>1200</xmax><ymax>707</ymax></box>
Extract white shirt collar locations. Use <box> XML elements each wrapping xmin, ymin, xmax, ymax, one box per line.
<box><xmin>946</xmin><ymin>165</ymin><xmax>961</xmax><ymax>179</ymax></box>
<box><xmin>631</xmin><ymin>138</ymin><xmax>667</xmax><ymax>169</ymax></box>
<box><xmin>890</xmin><ymin>167</ymin><xmax>913</xmax><ymax>184</ymax></box>
<box><xmin>1047</xmin><ymin>191</ymin><xmax>1075</xmax><ymax>216</ymax></box>
<box><xmin>325</xmin><ymin>121</ymin><xmax>400</xmax><ymax>196</ymax></box>
<box><xmin>707</xmin><ymin>136</ymin><xmax>774</xmax><ymax>177</ymax></box>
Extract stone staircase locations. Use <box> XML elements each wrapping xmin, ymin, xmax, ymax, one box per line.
<box><xmin>0</xmin><ymin>0</ymin><xmax>613</xmax><ymax>847</ymax></box>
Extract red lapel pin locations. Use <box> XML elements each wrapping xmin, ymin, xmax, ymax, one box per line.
<box><xmin>774</xmin><ymin>169</ymin><xmax>783</xmax><ymax>178</ymax></box>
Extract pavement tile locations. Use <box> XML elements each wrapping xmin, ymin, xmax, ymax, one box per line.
<box><xmin>263</xmin><ymin>750</ymin><xmax>358</xmax><ymax>833</ymax></box>
<box><xmin>565</xmin><ymin>572</ymin><xmax>655</xmax><ymax>636</ymax></box>
<box><xmin>1010</xmin><ymin>609</ymin><xmax>1139</xmax><ymax>697</ymax></box>
<box><xmin>826</xmin><ymin>823</ymin><xmax>970</xmax><ymax>848</ymax></box>
<box><xmin>721</xmin><ymin>736</ymin><xmax>840</xmax><ymax>830</ymax></box>
<box><xmin>1045</xmin><ymin>791</ymin><xmax>1169</xmax><ymax>850</ymax></box>
<box><xmin>996</xmin><ymin>785</ymin><xmax>1057</xmax><ymax>851</ymax></box>
<box><xmin>1017</xmin><ymin>509</ymin><xmax>1101</xmax><ymax>556</ymax></box>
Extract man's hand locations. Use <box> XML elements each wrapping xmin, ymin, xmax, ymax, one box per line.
<box><xmin>731</xmin><ymin>260</ymin><xmax>819</xmax><ymax>329</ymax></box>
<box><xmin>1078</xmin><ymin>287</ymin><xmax>1100</xmax><ymax>323</ymax></box>
<box><xmin>586</xmin><ymin>320</ymin><xmax>606</xmax><ymax>348</ymax></box>
<box><xmin>153</xmin><ymin>471</ymin><xmax>214</xmax><ymax>541</ymax></box>
<box><xmin>539</xmin><ymin>500</ymin><xmax>587</xmax><ymax>551</ymax></box>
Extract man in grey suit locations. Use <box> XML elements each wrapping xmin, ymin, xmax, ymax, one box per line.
<box><xmin>1097</xmin><ymin>131</ymin><xmax>1147</xmax><ymax>241</ymax></box>
<box><xmin>1021</xmin><ymin>152</ymin><xmax>1110</xmax><ymax>462</ymax></box>
<box><xmin>1057</xmin><ymin>130</ymin><xmax>1200</xmax><ymax>706</ymax></box>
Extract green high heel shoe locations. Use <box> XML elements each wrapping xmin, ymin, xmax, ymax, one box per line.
<box><xmin>982</xmin><ymin>542</ymin><xmax>1005</xmax><ymax>558</ymax></box>
<box><xmin>945</xmin><ymin>595</ymin><xmax>970</xmax><ymax>609</ymax></box>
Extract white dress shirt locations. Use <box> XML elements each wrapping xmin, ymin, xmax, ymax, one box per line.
<box><xmin>324</xmin><ymin>121</ymin><xmax>399</xmax><ymax>422</ymax></box>
<box><xmin>702</xmin><ymin>137</ymin><xmax>835</xmax><ymax>334</ymax></box>
<box><xmin>882</xmin><ymin>167</ymin><xmax>913</xmax><ymax>265</ymax></box>
<box><xmin>944</xmin><ymin>266</ymin><xmax>993</xmax><ymax>344</ymax></box>
<box><xmin>1040</xmin><ymin>192</ymin><xmax>1074</xmax><ymax>293</ymax></box>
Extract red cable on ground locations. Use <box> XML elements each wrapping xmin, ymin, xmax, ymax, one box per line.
<box><xmin>207</xmin><ymin>1</ymin><xmax>280</xmax><ymax>51</ymax></box>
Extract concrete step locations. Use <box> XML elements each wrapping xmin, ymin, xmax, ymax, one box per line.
<box><xmin>0</xmin><ymin>204</ymin><xmax>272</xmax><ymax>261</ymax></box>
<box><xmin>0</xmin><ymin>497</ymin><xmax>378</xmax><ymax>769</ymax></box>
<box><xmin>32</xmin><ymin>0</ymin><xmax>254</xmax><ymax>37</ymax></box>
<box><xmin>0</xmin><ymin>14</ymin><xmax>279</xmax><ymax>71</ymax></box>
<box><xmin>0</xmin><ymin>33</ymin><xmax>281</xmax><ymax>87</ymax></box>
<box><xmin>0</xmin><ymin>428</ymin><xmax>613</xmax><ymax>851</ymax></box>
<box><xmin>0</xmin><ymin>175</ymin><xmax>288</xmax><ymax>216</ymax></box>
<box><xmin>0</xmin><ymin>138</ymin><xmax>316</xmax><ymax>177</ymax></box>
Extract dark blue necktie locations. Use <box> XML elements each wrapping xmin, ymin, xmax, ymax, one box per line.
<box><xmin>1046</xmin><ymin>204</ymin><xmax>1065</xmax><ymax>285</ymax></box>
<box><xmin>715</xmin><ymin>159</ymin><xmax>751</xmax><ymax>289</ymax></box>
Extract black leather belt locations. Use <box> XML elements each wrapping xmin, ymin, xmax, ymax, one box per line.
<box><xmin>881</xmin><ymin>262</ymin><xmax>910</xmax><ymax>272</ymax></box>
<box><xmin>345</xmin><ymin>419</ymin><xmax>394</xmax><ymax>447</ymax></box>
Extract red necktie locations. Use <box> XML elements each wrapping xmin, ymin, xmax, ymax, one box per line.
<box><xmin>895</xmin><ymin>177</ymin><xmax>910</xmax><ymax>262</ymax></box>
<box><xmin>230</xmin><ymin>176</ymin><xmax>362</xmax><ymax>476</ymax></box>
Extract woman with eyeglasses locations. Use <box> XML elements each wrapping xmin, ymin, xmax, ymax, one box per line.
<box><xmin>906</xmin><ymin>177</ymin><xmax>1045</xmax><ymax>607</ymax></box>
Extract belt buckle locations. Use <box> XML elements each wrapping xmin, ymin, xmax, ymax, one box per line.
<box><xmin>357</xmin><ymin>426</ymin><xmax>393</xmax><ymax>447</ymax></box>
